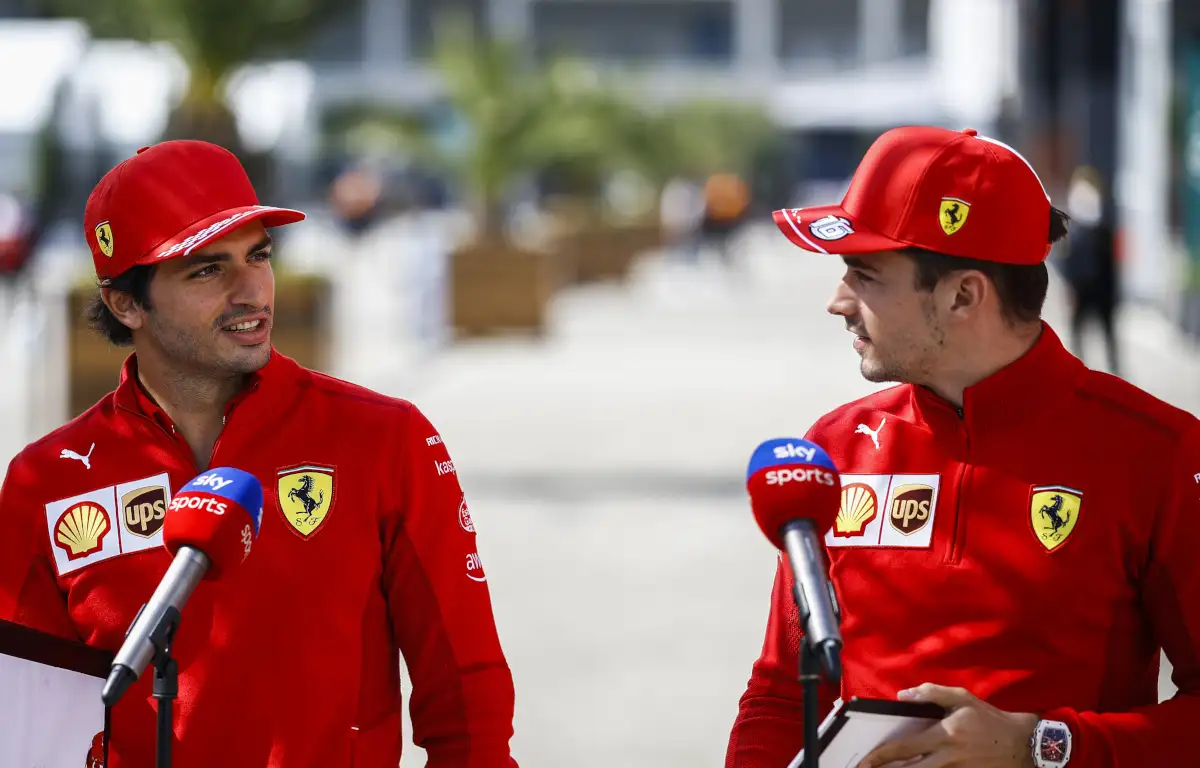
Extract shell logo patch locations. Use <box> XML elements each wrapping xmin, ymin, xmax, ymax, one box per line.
<box><xmin>1030</xmin><ymin>485</ymin><xmax>1082</xmax><ymax>552</ymax></box>
<box><xmin>939</xmin><ymin>197</ymin><xmax>970</xmax><ymax>235</ymax></box>
<box><xmin>95</xmin><ymin>221</ymin><xmax>114</xmax><ymax>258</ymax></box>
<box><xmin>277</xmin><ymin>465</ymin><xmax>335</xmax><ymax>539</ymax></box>
<box><xmin>44</xmin><ymin>473</ymin><xmax>172</xmax><ymax>576</ymax></box>
<box><xmin>826</xmin><ymin>474</ymin><xmax>941</xmax><ymax>549</ymax></box>
<box><xmin>55</xmin><ymin>502</ymin><xmax>111</xmax><ymax>560</ymax></box>
<box><xmin>835</xmin><ymin>483</ymin><xmax>878</xmax><ymax>537</ymax></box>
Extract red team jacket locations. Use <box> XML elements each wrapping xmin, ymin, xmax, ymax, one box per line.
<box><xmin>727</xmin><ymin>325</ymin><xmax>1200</xmax><ymax>767</ymax></box>
<box><xmin>0</xmin><ymin>350</ymin><xmax>518</xmax><ymax>767</ymax></box>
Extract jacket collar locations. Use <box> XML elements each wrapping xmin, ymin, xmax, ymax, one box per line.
<box><xmin>909</xmin><ymin>322</ymin><xmax>1086</xmax><ymax>437</ymax></box>
<box><xmin>114</xmin><ymin>348</ymin><xmax>301</xmax><ymax>431</ymax></box>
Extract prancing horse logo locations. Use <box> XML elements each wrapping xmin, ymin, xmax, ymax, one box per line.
<box><xmin>939</xmin><ymin>197</ymin><xmax>971</xmax><ymax>235</ymax></box>
<box><xmin>95</xmin><ymin>222</ymin><xmax>114</xmax><ymax>258</ymax></box>
<box><xmin>277</xmin><ymin>465</ymin><xmax>335</xmax><ymax>539</ymax></box>
<box><xmin>287</xmin><ymin>475</ymin><xmax>325</xmax><ymax>518</ymax></box>
<box><xmin>1029</xmin><ymin>485</ymin><xmax>1082</xmax><ymax>552</ymax></box>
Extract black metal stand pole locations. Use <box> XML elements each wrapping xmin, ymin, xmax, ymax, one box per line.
<box><xmin>801</xmin><ymin>639</ymin><xmax>821</xmax><ymax>768</ymax></box>
<box><xmin>149</xmin><ymin>606</ymin><xmax>181</xmax><ymax>768</ymax></box>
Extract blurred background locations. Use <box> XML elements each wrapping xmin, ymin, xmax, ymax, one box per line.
<box><xmin>1</xmin><ymin>0</ymin><xmax>1199</xmax><ymax>765</ymax></box>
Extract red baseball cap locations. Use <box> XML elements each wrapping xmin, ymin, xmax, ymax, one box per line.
<box><xmin>84</xmin><ymin>140</ymin><xmax>306</xmax><ymax>283</ymax></box>
<box><xmin>773</xmin><ymin>126</ymin><xmax>1052</xmax><ymax>265</ymax></box>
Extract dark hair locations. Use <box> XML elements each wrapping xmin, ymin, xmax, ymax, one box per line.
<box><xmin>86</xmin><ymin>264</ymin><xmax>156</xmax><ymax>346</ymax></box>
<box><xmin>904</xmin><ymin>206</ymin><xmax>1071</xmax><ymax>326</ymax></box>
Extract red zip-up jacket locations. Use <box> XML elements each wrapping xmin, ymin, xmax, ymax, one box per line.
<box><xmin>0</xmin><ymin>350</ymin><xmax>519</xmax><ymax>768</ymax></box>
<box><xmin>727</xmin><ymin>324</ymin><xmax>1200</xmax><ymax>767</ymax></box>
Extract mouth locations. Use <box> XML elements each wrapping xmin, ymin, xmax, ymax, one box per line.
<box><xmin>219</xmin><ymin>312</ymin><xmax>270</xmax><ymax>333</ymax></box>
<box><xmin>848</xmin><ymin>327</ymin><xmax>871</xmax><ymax>351</ymax></box>
<box><xmin>218</xmin><ymin>312</ymin><xmax>272</xmax><ymax>345</ymax></box>
<box><xmin>223</xmin><ymin>319</ymin><xmax>264</xmax><ymax>333</ymax></box>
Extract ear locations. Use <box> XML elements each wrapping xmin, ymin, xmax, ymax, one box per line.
<box><xmin>101</xmin><ymin>286</ymin><xmax>147</xmax><ymax>333</ymax></box>
<box><xmin>946</xmin><ymin>270</ymin><xmax>989</xmax><ymax>317</ymax></box>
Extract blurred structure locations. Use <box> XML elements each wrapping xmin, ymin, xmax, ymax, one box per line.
<box><xmin>1180</xmin><ymin>5</ymin><xmax>1200</xmax><ymax>341</ymax></box>
<box><xmin>0</xmin><ymin>0</ymin><xmax>1195</xmax><ymax>415</ymax></box>
<box><xmin>1059</xmin><ymin>165</ymin><xmax>1121</xmax><ymax>375</ymax></box>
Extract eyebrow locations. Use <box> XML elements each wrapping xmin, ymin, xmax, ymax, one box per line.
<box><xmin>180</xmin><ymin>235</ymin><xmax>273</xmax><ymax>269</ymax></box>
<box><xmin>842</xmin><ymin>256</ymin><xmax>879</xmax><ymax>273</ymax></box>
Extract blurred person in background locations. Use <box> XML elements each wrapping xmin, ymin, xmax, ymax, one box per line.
<box><xmin>0</xmin><ymin>140</ymin><xmax>519</xmax><ymax>768</ymax></box>
<box><xmin>728</xmin><ymin>126</ymin><xmax>1200</xmax><ymax>768</ymax></box>
<box><xmin>1058</xmin><ymin>165</ymin><xmax>1121</xmax><ymax>376</ymax></box>
<box><xmin>0</xmin><ymin>83</ymin><xmax>71</xmax><ymax>291</ymax></box>
<box><xmin>329</xmin><ymin>162</ymin><xmax>385</xmax><ymax>238</ymax></box>
<box><xmin>660</xmin><ymin>175</ymin><xmax>705</xmax><ymax>263</ymax></box>
<box><xmin>700</xmin><ymin>171</ymin><xmax>751</xmax><ymax>265</ymax></box>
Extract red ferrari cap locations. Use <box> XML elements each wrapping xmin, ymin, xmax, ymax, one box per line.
<box><xmin>773</xmin><ymin>126</ymin><xmax>1052</xmax><ymax>265</ymax></box>
<box><xmin>84</xmin><ymin>140</ymin><xmax>306</xmax><ymax>283</ymax></box>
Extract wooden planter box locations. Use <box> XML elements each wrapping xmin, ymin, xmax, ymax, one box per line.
<box><xmin>561</xmin><ymin>221</ymin><xmax>664</xmax><ymax>285</ymax></box>
<box><xmin>66</xmin><ymin>273</ymin><xmax>333</xmax><ymax>419</ymax></box>
<box><xmin>450</xmin><ymin>237</ymin><xmax>568</xmax><ymax>338</ymax></box>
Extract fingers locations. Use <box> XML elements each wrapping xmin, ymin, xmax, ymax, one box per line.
<box><xmin>877</xmin><ymin>756</ymin><xmax>946</xmax><ymax>768</ymax></box>
<box><xmin>856</xmin><ymin>725</ymin><xmax>947</xmax><ymax>768</ymax></box>
<box><xmin>898</xmin><ymin>683</ymin><xmax>975</xmax><ymax>709</ymax></box>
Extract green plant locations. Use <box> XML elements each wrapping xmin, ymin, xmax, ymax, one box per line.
<box><xmin>47</xmin><ymin>0</ymin><xmax>340</xmax><ymax>152</ymax></box>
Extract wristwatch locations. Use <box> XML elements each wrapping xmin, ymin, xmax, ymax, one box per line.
<box><xmin>1030</xmin><ymin>719</ymin><xmax>1073</xmax><ymax>767</ymax></box>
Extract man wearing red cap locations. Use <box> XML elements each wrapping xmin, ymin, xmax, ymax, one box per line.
<box><xmin>0</xmin><ymin>141</ymin><xmax>520</xmax><ymax>767</ymax></box>
<box><xmin>727</xmin><ymin>126</ymin><xmax>1200</xmax><ymax>768</ymax></box>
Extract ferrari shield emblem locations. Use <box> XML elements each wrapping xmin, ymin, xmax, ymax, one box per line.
<box><xmin>277</xmin><ymin>465</ymin><xmax>335</xmax><ymax>539</ymax></box>
<box><xmin>939</xmin><ymin>198</ymin><xmax>970</xmax><ymax>235</ymax></box>
<box><xmin>95</xmin><ymin>221</ymin><xmax>114</xmax><ymax>258</ymax></box>
<box><xmin>1029</xmin><ymin>485</ymin><xmax>1082</xmax><ymax>552</ymax></box>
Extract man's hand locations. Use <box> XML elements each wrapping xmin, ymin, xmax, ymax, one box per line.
<box><xmin>856</xmin><ymin>683</ymin><xmax>1038</xmax><ymax>768</ymax></box>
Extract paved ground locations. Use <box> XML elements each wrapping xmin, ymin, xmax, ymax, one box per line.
<box><xmin>366</xmin><ymin>224</ymin><xmax>1198</xmax><ymax>767</ymax></box>
<box><xmin>2</xmin><ymin>220</ymin><xmax>1196</xmax><ymax>767</ymax></box>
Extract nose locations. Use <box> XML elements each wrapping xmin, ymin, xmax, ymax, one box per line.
<box><xmin>228</xmin><ymin>259</ymin><xmax>273</xmax><ymax>310</ymax></box>
<box><xmin>826</xmin><ymin>279</ymin><xmax>855</xmax><ymax>317</ymax></box>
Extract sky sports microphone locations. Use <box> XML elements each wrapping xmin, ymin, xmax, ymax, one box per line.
<box><xmin>102</xmin><ymin>467</ymin><xmax>264</xmax><ymax>706</ymax></box>
<box><xmin>747</xmin><ymin>438</ymin><xmax>844</xmax><ymax>683</ymax></box>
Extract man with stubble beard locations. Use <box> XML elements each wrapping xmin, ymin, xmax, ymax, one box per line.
<box><xmin>727</xmin><ymin>126</ymin><xmax>1200</xmax><ymax>768</ymax></box>
<box><xmin>0</xmin><ymin>141</ymin><xmax>520</xmax><ymax>768</ymax></box>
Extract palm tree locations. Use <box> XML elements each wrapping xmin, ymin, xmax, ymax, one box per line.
<box><xmin>46</xmin><ymin>0</ymin><xmax>341</xmax><ymax>165</ymax></box>
<box><xmin>380</xmin><ymin>15</ymin><xmax>648</xmax><ymax>239</ymax></box>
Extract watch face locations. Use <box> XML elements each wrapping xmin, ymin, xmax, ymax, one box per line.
<box><xmin>1039</xmin><ymin>724</ymin><xmax>1070</xmax><ymax>763</ymax></box>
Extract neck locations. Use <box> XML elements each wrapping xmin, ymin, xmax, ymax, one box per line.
<box><xmin>921</xmin><ymin>321</ymin><xmax>1043</xmax><ymax>408</ymax></box>
<box><xmin>135</xmin><ymin>352</ymin><xmax>248</xmax><ymax>470</ymax></box>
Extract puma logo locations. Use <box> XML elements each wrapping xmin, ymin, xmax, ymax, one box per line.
<box><xmin>854</xmin><ymin>418</ymin><xmax>886</xmax><ymax>450</ymax></box>
<box><xmin>59</xmin><ymin>443</ymin><xmax>95</xmax><ymax>470</ymax></box>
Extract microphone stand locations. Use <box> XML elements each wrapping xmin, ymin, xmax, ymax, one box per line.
<box><xmin>148</xmin><ymin>605</ymin><xmax>182</xmax><ymax>768</ymax></box>
<box><xmin>800</xmin><ymin>638</ymin><xmax>822</xmax><ymax>768</ymax></box>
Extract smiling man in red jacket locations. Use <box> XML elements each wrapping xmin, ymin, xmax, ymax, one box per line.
<box><xmin>726</xmin><ymin>126</ymin><xmax>1200</xmax><ymax>768</ymax></box>
<box><xmin>0</xmin><ymin>141</ymin><xmax>519</xmax><ymax>767</ymax></box>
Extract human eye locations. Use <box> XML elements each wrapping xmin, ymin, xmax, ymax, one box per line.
<box><xmin>250</xmin><ymin>249</ymin><xmax>273</xmax><ymax>263</ymax></box>
<box><xmin>190</xmin><ymin>264</ymin><xmax>220</xmax><ymax>279</ymax></box>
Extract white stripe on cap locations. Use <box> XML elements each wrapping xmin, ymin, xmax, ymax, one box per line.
<box><xmin>781</xmin><ymin>208</ymin><xmax>831</xmax><ymax>254</ymax></box>
<box><xmin>973</xmin><ymin>135</ymin><xmax>1051</xmax><ymax>202</ymax></box>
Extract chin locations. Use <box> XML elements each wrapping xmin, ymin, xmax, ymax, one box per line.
<box><xmin>224</xmin><ymin>345</ymin><xmax>271</xmax><ymax>374</ymax></box>
<box><xmin>860</xmin><ymin>360</ymin><xmax>902</xmax><ymax>384</ymax></box>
